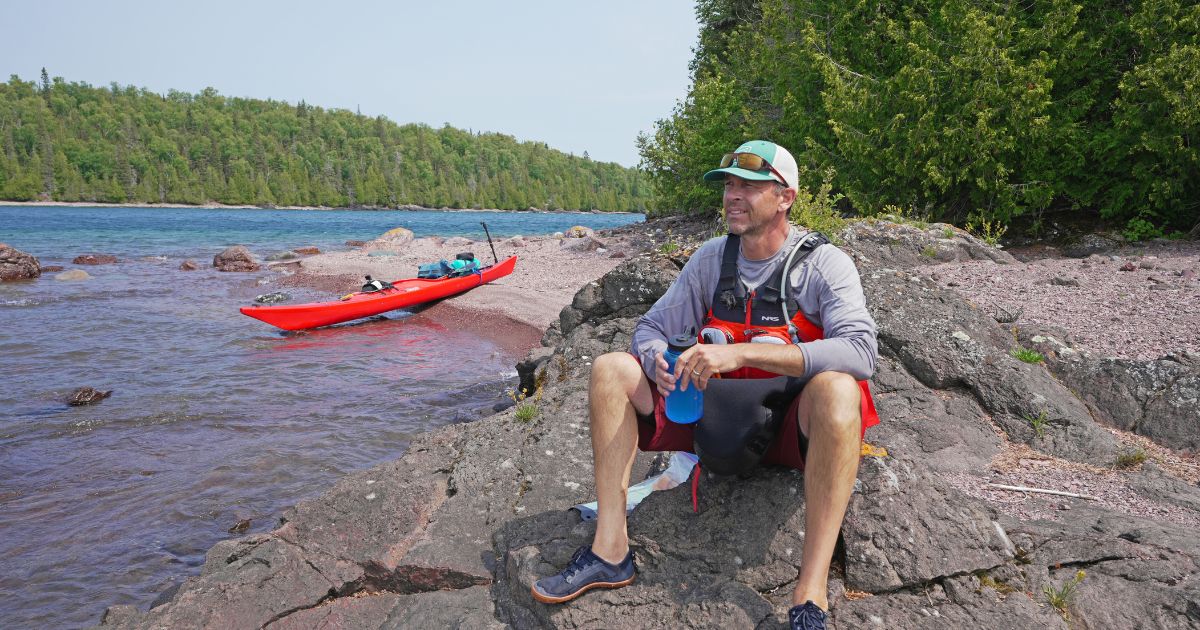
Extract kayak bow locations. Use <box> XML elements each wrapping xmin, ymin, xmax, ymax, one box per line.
<box><xmin>240</xmin><ymin>255</ymin><xmax>517</xmax><ymax>330</ymax></box>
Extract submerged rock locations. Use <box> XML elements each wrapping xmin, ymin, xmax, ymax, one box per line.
<box><xmin>0</xmin><ymin>243</ymin><xmax>40</xmax><ymax>281</ymax></box>
<box><xmin>178</xmin><ymin>260</ymin><xmax>198</xmax><ymax>271</ymax></box>
<box><xmin>213</xmin><ymin>246</ymin><xmax>260</xmax><ymax>272</ymax></box>
<box><xmin>73</xmin><ymin>254</ymin><xmax>118</xmax><ymax>265</ymax></box>
<box><xmin>55</xmin><ymin>269</ymin><xmax>91</xmax><ymax>281</ymax></box>
<box><xmin>254</xmin><ymin>291</ymin><xmax>290</xmax><ymax>304</ymax></box>
<box><xmin>292</xmin><ymin>246</ymin><xmax>320</xmax><ymax>256</ymax></box>
<box><xmin>68</xmin><ymin>387</ymin><xmax>111</xmax><ymax>406</ymax></box>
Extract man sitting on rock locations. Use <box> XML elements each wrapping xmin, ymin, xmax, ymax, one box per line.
<box><xmin>532</xmin><ymin>140</ymin><xmax>880</xmax><ymax>629</ymax></box>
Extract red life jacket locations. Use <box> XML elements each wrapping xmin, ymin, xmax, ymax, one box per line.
<box><xmin>700</xmin><ymin>233</ymin><xmax>880</xmax><ymax>431</ymax></box>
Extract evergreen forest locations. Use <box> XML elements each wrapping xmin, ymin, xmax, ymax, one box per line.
<box><xmin>639</xmin><ymin>0</ymin><xmax>1199</xmax><ymax>239</ymax></box>
<box><xmin>0</xmin><ymin>73</ymin><xmax>649</xmax><ymax>212</ymax></box>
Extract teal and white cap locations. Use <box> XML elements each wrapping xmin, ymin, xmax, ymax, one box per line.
<box><xmin>702</xmin><ymin>140</ymin><xmax>799</xmax><ymax>191</ymax></box>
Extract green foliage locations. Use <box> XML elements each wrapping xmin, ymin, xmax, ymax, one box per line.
<box><xmin>1011</xmin><ymin>347</ymin><xmax>1045</xmax><ymax>364</ymax></box>
<box><xmin>789</xmin><ymin>167</ymin><xmax>846</xmax><ymax>240</ymax></box>
<box><xmin>966</xmin><ymin>213</ymin><xmax>1009</xmax><ymax>246</ymax></box>
<box><xmin>921</xmin><ymin>245</ymin><xmax>937</xmax><ymax>258</ymax></box>
<box><xmin>1043</xmin><ymin>570</ymin><xmax>1086</xmax><ymax>619</ymax></box>
<box><xmin>975</xmin><ymin>571</ymin><xmax>1017</xmax><ymax>596</ymax></box>
<box><xmin>1025</xmin><ymin>410</ymin><xmax>1049</xmax><ymax>438</ymax></box>
<box><xmin>0</xmin><ymin>76</ymin><xmax>649</xmax><ymax>211</ymax></box>
<box><xmin>639</xmin><ymin>0</ymin><xmax>1200</xmax><ymax>236</ymax></box>
<box><xmin>1114</xmin><ymin>448</ymin><xmax>1148</xmax><ymax>469</ymax></box>
<box><xmin>514</xmin><ymin>402</ymin><xmax>538</xmax><ymax>423</ymax></box>
<box><xmin>1122</xmin><ymin>217</ymin><xmax>1164</xmax><ymax>242</ymax></box>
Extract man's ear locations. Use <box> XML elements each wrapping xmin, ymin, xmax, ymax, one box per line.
<box><xmin>779</xmin><ymin>186</ymin><xmax>797</xmax><ymax>211</ymax></box>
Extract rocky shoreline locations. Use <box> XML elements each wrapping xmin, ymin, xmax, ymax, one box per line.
<box><xmin>69</xmin><ymin>218</ymin><xmax>1200</xmax><ymax>628</ymax></box>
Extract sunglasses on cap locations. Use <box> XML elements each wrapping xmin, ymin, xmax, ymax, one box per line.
<box><xmin>718</xmin><ymin>152</ymin><xmax>788</xmax><ymax>186</ymax></box>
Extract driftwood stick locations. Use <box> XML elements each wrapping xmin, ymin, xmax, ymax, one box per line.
<box><xmin>986</xmin><ymin>483</ymin><xmax>1099</xmax><ymax>501</ymax></box>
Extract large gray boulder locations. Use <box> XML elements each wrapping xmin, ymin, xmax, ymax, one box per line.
<box><xmin>0</xmin><ymin>243</ymin><xmax>40</xmax><ymax>281</ymax></box>
<box><xmin>1020</xmin><ymin>328</ymin><xmax>1200</xmax><ymax>451</ymax></box>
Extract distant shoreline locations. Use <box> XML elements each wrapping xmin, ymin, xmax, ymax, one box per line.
<box><xmin>0</xmin><ymin>200</ymin><xmax>643</xmax><ymax>215</ymax></box>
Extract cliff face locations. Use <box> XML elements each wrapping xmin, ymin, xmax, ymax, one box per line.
<box><xmin>99</xmin><ymin>224</ymin><xmax>1200</xmax><ymax>629</ymax></box>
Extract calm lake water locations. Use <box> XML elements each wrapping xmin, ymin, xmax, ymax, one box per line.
<box><xmin>0</xmin><ymin>205</ymin><xmax>642</xmax><ymax>629</ymax></box>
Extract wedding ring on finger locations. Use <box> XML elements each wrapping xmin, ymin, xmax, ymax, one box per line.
<box><xmin>692</xmin><ymin>369</ymin><xmax>702</xmax><ymax>376</ymax></box>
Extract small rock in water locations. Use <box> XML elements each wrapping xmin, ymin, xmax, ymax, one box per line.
<box><xmin>55</xmin><ymin>269</ymin><xmax>91</xmax><ymax>281</ymax></box>
<box><xmin>68</xmin><ymin>386</ymin><xmax>112</xmax><ymax>406</ymax></box>
<box><xmin>255</xmin><ymin>291</ymin><xmax>291</xmax><ymax>304</ymax></box>
<box><xmin>179</xmin><ymin>260</ymin><xmax>198</xmax><ymax>271</ymax></box>
<box><xmin>213</xmin><ymin>245</ymin><xmax>260</xmax><ymax>272</ymax></box>
<box><xmin>41</xmin><ymin>265</ymin><xmax>64</xmax><ymax>272</ymax></box>
<box><xmin>228</xmin><ymin>518</ymin><xmax>251</xmax><ymax>534</ymax></box>
<box><xmin>345</xmin><ymin>240</ymin><xmax>367</xmax><ymax>247</ymax></box>
<box><xmin>72</xmin><ymin>254</ymin><xmax>118</xmax><ymax>265</ymax></box>
<box><xmin>292</xmin><ymin>246</ymin><xmax>320</xmax><ymax>255</ymax></box>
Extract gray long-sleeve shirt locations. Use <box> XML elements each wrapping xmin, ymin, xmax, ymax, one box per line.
<box><xmin>632</xmin><ymin>227</ymin><xmax>878</xmax><ymax>381</ymax></box>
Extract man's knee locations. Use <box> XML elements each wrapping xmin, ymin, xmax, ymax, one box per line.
<box><xmin>591</xmin><ymin>352</ymin><xmax>642</xmax><ymax>385</ymax></box>
<box><xmin>799</xmin><ymin>371</ymin><xmax>861</xmax><ymax>436</ymax></box>
<box><xmin>589</xmin><ymin>352</ymin><xmax>653</xmax><ymax>415</ymax></box>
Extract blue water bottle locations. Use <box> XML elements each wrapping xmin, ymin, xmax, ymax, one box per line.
<box><xmin>663</xmin><ymin>333</ymin><xmax>703</xmax><ymax>424</ymax></box>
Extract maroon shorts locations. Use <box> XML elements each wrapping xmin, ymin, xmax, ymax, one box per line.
<box><xmin>636</xmin><ymin>379</ymin><xmax>813</xmax><ymax>470</ymax></box>
<box><xmin>635</xmin><ymin>372</ymin><xmax>872</xmax><ymax>472</ymax></box>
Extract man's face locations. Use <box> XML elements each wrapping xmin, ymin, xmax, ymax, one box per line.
<box><xmin>722</xmin><ymin>175</ymin><xmax>793</xmax><ymax>237</ymax></box>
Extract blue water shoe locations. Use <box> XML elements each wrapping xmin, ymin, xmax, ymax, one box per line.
<box><xmin>788</xmin><ymin>601</ymin><xmax>828</xmax><ymax>630</ymax></box>
<box><xmin>531</xmin><ymin>545</ymin><xmax>636</xmax><ymax>604</ymax></box>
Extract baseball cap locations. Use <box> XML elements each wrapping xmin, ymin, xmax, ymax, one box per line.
<box><xmin>702</xmin><ymin>140</ymin><xmax>799</xmax><ymax>191</ymax></box>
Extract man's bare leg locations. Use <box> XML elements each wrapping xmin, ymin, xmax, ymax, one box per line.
<box><xmin>589</xmin><ymin>352</ymin><xmax>655</xmax><ymax>564</ymax></box>
<box><xmin>792</xmin><ymin>371</ymin><xmax>862</xmax><ymax>610</ymax></box>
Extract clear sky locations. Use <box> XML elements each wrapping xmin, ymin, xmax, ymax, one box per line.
<box><xmin>1</xmin><ymin>0</ymin><xmax>700</xmax><ymax>167</ymax></box>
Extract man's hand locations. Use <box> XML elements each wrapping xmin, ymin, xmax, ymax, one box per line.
<box><xmin>653</xmin><ymin>352</ymin><xmax>677</xmax><ymax>393</ymax></box>
<box><xmin>676</xmin><ymin>344</ymin><xmax>744</xmax><ymax>391</ymax></box>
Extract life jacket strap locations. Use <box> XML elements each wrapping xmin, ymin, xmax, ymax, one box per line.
<box><xmin>715</xmin><ymin>231</ymin><xmax>830</xmax><ymax>311</ymax></box>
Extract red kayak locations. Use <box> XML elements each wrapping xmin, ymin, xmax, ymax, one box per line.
<box><xmin>240</xmin><ymin>256</ymin><xmax>517</xmax><ymax>331</ymax></box>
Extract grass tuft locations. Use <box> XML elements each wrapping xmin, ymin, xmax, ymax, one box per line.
<box><xmin>514</xmin><ymin>402</ymin><xmax>538</xmax><ymax>422</ymax></box>
<box><xmin>1114</xmin><ymin>448</ymin><xmax>1148</xmax><ymax>469</ymax></box>
<box><xmin>1011</xmin><ymin>346</ymin><xmax>1045</xmax><ymax>364</ymax></box>
<box><xmin>1025</xmin><ymin>410</ymin><xmax>1049</xmax><ymax>438</ymax></box>
<box><xmin>1043</xmin><ymin>570</ymin><xmax>1086</xmax><ymax>619</ymax></box>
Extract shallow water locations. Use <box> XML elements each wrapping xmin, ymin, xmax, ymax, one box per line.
<box><xmin>0</xmin><ymin>205</ymin><xmax>641</xmax><ymax>628</ymax></box>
